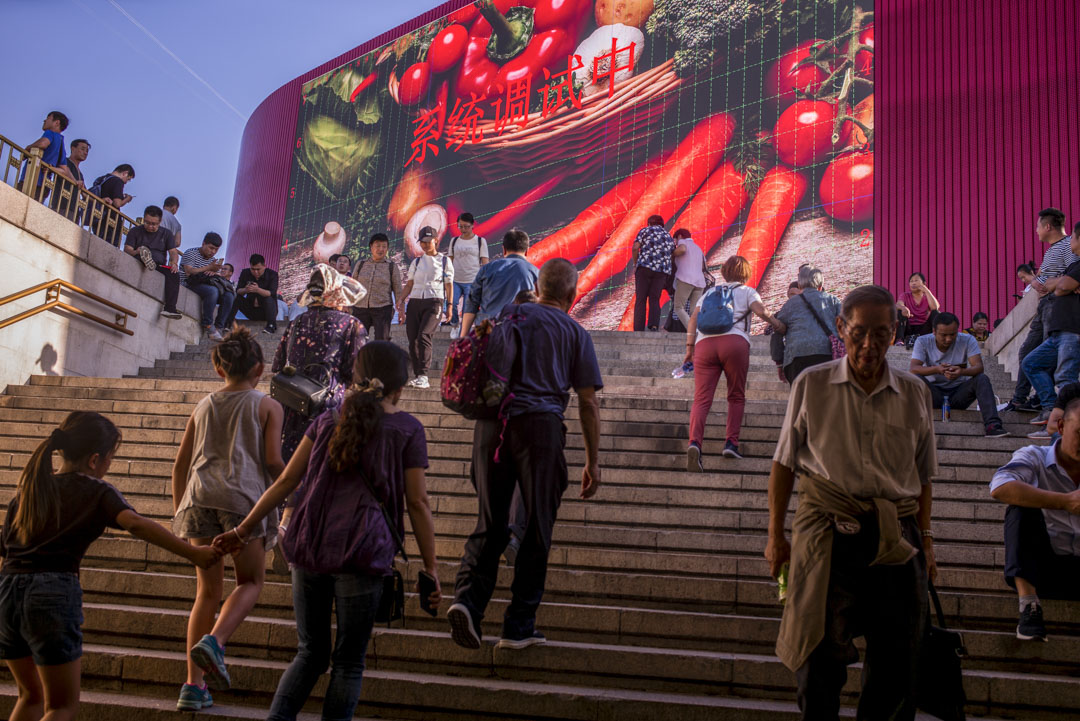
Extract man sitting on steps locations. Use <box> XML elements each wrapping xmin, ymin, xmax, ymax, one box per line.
<box><xmin>990</xmin><ymin>396</ymin><xmax>1080</xmax><ymax>641</ymax></box>
<box><xmin>124</xmin><ymin>205</ymin><xmax>182</xmax><ymax>320</ymax></box>
<box><xmin>909</xmin><ymin>311</ymin><xmax>1008</xmax><ymax>438</ymax></box>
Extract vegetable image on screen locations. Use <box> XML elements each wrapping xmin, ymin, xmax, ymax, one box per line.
<box><xmin>280</xmin><ymin>0</ymin><xmax>875</xmax><ymax>329</ymax></box>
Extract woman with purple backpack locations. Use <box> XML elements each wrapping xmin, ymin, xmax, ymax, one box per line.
<box><xmin>684</xmin><ymin>256</ymin><xmax>785</xmax><ymax>471</ymax></box>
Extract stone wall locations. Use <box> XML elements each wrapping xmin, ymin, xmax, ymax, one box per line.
<box><xmin>0</xmin><ymin>182</ymin><xmax>201</xmax><ymax>388</ymax></box>
<box><xmin>987</xmin><ymin>289</ymin><xmax>1038</xmax><ymax>381</ymax></box>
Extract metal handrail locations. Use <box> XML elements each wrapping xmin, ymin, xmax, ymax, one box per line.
<box><xmin>0</xmin><ymin>279</ymin><xmax>139</xmax><ymax>335</ymax></box>
<box><xmin>0</xmin><ymin>133</ymin><xmax>140</xmax><ymax>248</ymax></box>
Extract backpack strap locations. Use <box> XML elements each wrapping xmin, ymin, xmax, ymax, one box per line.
<box><xmin>798</xmin><ymin>292</ymin><xmax>836</xmax><ymax>339</ymax></box>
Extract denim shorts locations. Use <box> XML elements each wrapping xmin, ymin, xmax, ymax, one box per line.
<box><xmin>0</xmin><ymin>572</ymin><xmax>84</xmax><ymax>665</ymax></box>
<box><xmin>175</xmin><ymin>506</ymin><xmax>261</xmax><ymax>540</ymax></box>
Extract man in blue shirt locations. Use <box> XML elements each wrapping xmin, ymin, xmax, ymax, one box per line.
<box><xmin>23</xmin><ymin>111</ymin><xmax>75</xmax><ymax>197</ymax></box>
<box><xmin>458</xmin><ymin>229</ymin><xmax>539</xmax><ymax>337</ymax></box>
<box><xmin>449</xmin><ymin>258</ymin><xmax>603</xmax><ymax>652</ymax></box>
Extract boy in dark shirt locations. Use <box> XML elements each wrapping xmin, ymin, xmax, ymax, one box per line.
<box><xmin>90</xmin><ymin>164</ymin><xmax>135</xmax><ymax>246</ymax></box>
<box><xmin>124</xmin><ymin>205</ymin><xmax>181</xmax><ymax>319</ymax></box>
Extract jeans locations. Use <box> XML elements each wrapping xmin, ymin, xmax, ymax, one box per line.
<box><xmin>454</xmin><ymin>413</ymin><xmax>568</xmax><ymax>639</ymax></box>
<box><xmin>1010</xmin><ymin>294</ymin><xmax>1052</xmax><ymax>404</ymax></box>
<box><xmin>188</xmin><ymin>282</ymin><xmax>235</xmax><ymax>329</ymax></box>
<box><xmin>450</xmin><ymin>281</ymin><xmax>472</xmax><ymax>325</ymax></box>
<box><xmin>405</xmin><ymin>298</ymin><xmax>442</xmax><ymax>376</ymax></box>
<box><xmin>1003</xmin><ymin>505</ymin><xmax>1080</xmax><ymax>599</ymax></box>
<box><xmin>784</xmin><ymin>354</ymin><xmax>832</xmax><ymax>384</ymax></box>
<box><xmin>156</xmin><ymin>266</ymin><xmax>181</xmax><ymax>314</ymax></box>
<box><xmin>225</xmin><ymin>293</ymin><xmax>277</xmax><ymax>326</ymax></box>
<box><xmin>672</xmin><ymin>280</ymin><xmax>704</xmax><ymax>328</ymax></box>
<box><xmin>353</xmin><ymin>305</ymin><xmax>394</xmax><ymax>341</ymax></box>
<box><xmin>922</xmin><ymin>374</ymin><xmax>1002</xmax><ymax>428</ymax></box>
<box><xmin>267</xmin><ymin>569</ymin><xmax>383</xmax><ymax>721</ymax></box>
<box><xmin>1020</xmin><ymin>331</ymin><xmax>1080</xmax><ymax>409</ymax></box>
<box><xmin>689</xmin><ymin>335</ymin><xmax>750</xmax><ymax>447</ymax></box>
<box><xmin>796</xmin><ymin>517</ymin><xmax>927</xmax><ymax>720</ymax></box>
<box><xmin>0</xmin><ymin>572</ymin><xmax>83</xmax><ymax>666</ymax></box>
<box><xmin>633</xmin><ymin>265</ymin><xmax>668</xmax><ymax>331</ymax></box>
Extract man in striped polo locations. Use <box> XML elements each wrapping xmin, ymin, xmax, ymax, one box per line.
<box><xmin>1003</xmin><ymin>208</ymin><xmax>1078</xmax><ymax>413</ymax></box>
<box><xmin>179</xmin><ymin>232</ymin><xmax>233</xmax><ymax>340</ymax></box>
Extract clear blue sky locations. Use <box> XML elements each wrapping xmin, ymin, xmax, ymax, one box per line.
<box><xmin>1</xmin><ymin>0</ymin><xmax>431</xmax><ymax>254</ymax></box>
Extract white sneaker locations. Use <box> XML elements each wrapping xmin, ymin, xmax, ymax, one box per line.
<box><xmin>414</xmin><ymin>375</ymin><xmax>430</xmax><ymax>389</ymax></box>
<box><xmin>205</xmin><ymin>327</ymin><xmax>224</xmax><ymax>341</ymax></box>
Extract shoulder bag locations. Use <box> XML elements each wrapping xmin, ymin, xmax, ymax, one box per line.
<box><xmin>269</xmin><ymin>317</ymin><xmax>333</xmax><ymax>417</ymax></box>
<box><xmin>917</xmin><ymin>581</ymin><xmax>967</xmax><ymax>721</ymax></box>
<box><xmin>359</xmin><ymin>463</ymin><xmax>407</xmax><ymax>626</ymax></box>
<box><xmin>798</xmin><ymin>293</ymin><xmax>846</xmax><ymax>359</ymax></box>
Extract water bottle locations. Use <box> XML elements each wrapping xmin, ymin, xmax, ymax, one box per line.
<box><xmin>672</xmin><ymin>361</ymin><xmax>693</xmax><ymax>379</ymax></box>
<box><xmin>942</xmin><ymin>394</ymin><xmax>951</xmax><ymax>423</ymax></box>
<box><xmin>778</xmin><ymin>562</ymin><xmax>790</xmax><ymax>604</ymax></box>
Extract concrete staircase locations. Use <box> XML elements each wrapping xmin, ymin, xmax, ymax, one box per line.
<box><xmin>0</xmin><ymin>325</ymin><xmax>1076</xmax><ymax>720</ymax></box>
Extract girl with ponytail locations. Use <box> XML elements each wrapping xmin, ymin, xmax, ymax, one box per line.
<box><xmin>0</xmin><ymin>411</ymin><xmax>220</xmax><ymax>721</ymax></box>
<box><xmin>214</xmin><ymin>341</ymin><xmax>440</xmax><ymax>721</ymax></box>
<box><xmin>172</xmin><ymin>325</ymin><xmax>286</xmax><ymax>710</ymax></box>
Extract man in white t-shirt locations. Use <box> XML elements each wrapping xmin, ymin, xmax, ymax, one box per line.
<box><xmin>671</xmin><ymin>228</ymin><xmax>707</xmax><ymax>328</ymax></box>
<box><xmin>160</xmin><ymin>196</ymin><xmax>181</xmax><ymax>246</ymax></box>
<box><xmin>909</xmin><ymin>311</ymin><xmax>1007</xmax><ymax>437</ymax></box>
<box><xmin>446</xmin><ymin>212</ymin><xmax>489</xmax><ymax>328</ymax></box>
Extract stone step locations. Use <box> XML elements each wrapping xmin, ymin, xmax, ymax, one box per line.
<box><xmin>0</xmin><ymin>637</ymin><xmax>1070</xmax><ymax>720</ymax></box>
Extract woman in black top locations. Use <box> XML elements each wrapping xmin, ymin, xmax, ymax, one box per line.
<box><xmin>0</xmin><ymin>412</ymin><xmax>219</xmax><ymax>721</ymax></box>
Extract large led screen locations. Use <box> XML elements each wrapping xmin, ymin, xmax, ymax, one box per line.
<box><xmin>280</xmin><ymin>0</ymin><xmax>875</xmax><ymax>329</ymax></box>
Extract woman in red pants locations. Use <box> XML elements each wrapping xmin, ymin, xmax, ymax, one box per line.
<box><xmin>683</xmin><ymin>256</ymin><xmax>785</xmax><ymax>471</ymax></box>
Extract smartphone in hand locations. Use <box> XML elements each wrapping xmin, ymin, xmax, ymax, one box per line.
<box><xmin>418</xmin><ymin>571</ymin><xmax>438</xmax><ymax>617</ymax></box>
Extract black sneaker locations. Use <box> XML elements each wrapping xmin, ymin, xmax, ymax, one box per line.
<box><xmin>1017</xmin><ymin>602</ymin><xmax>1047</xmax><ymax>641</ymax></box>
<box><xmin>1004</xmin><ymin>399</ymin><xmax>1040</xmax><ymax>413</ymax></box>
<box><xmin>721</xmin><ymin>441</ymin><xmax>743</xmax><ymax>459</ymax></box>
<box><xmin>687</xmin><ymin>443</ymin><xmax>704</xmax><ymax>473</ymax></box>
<box><xmin>985</xmin><ymin>423</ymin><xmax>1009</xmax><ymax>438</ymax></box>
<box><xmin>263</xmin><ymin>324</ymin><xmax>277</xmax><ymax>335</ymax></box>
<box><xmin>447</xmin><ymin>603</ymin><xmax>481</xmax><ymax>649</ymax></box>
<box><xmin>496</xmin><ymin>630</ymin><xmax>546</xmax><ymax>650</ymax></box>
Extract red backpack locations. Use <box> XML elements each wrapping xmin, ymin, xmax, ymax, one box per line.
<box><xmin>440</xmin><ymin>309</ymin><xmax>523</xmax><ymax>420</ymax></box>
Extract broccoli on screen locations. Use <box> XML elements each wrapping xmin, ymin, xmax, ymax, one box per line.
<box><xmin>646</xmin><ymin>0</ymin><xmax>760</xmax><ymax>76</ymax></box>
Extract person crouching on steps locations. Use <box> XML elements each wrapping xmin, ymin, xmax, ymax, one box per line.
<box><xmin>0</xmin><ymin>412</ymin><xmax>220</xmax><ymax>721</ymax></box>
<box><xmin>172</xmin><ymin>326</ymin><xmax>286</xmax><ymax>710</ymax></box>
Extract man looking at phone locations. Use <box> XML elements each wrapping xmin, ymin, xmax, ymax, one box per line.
<box><xmin>910</xmin><ymin>311</ymin><xmax>1008</xmax><ymax>438</ymax></box>
<box><xmin>124</xmin><ymin>205</ymin><xmax>181</xmax><ymax>319</ymax></box>
<box><xmin>180</xmin><ymin>232</ymin><xmax>233</xmax><ymax>340</ymax></box>
<box><xmin>224</xmin><ymin>254</ymin><xmax>279</xmax><ymax>334</ymax></box>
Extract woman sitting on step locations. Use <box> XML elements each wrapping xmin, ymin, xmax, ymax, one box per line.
<box><xmin>0</xmin><ymin>412</ymin><xmax>219</xmax><ymax>721</ymax></box>
<box><xmin>213</xmin><ymin>341</ymin><xmax>440</xmax><ymax>721</ymax></box>
<box><xmin>172</xmin><ymin>326</ymin><xmax>287</xmax><ymax>711</ymax></box>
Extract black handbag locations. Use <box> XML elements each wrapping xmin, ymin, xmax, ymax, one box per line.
<box><xmin>270</xmin><ymin>322</ymin><xmax>333</xmax><ymax>418</ymax></box>
<box><xmin>357</xmin><ymin>464</ymin><xmax>407</xmax><ymax>626</ymax></box>
<box><xmin>917</xmin><ymin>582</ymin><xmax>967</xmax><ymax>721</ymax></box>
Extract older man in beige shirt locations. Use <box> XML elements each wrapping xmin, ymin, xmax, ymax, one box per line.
<box><xmin>766</xmin><ymin>285</ymin><xmax>938</xmax><ymax>720</ymax></box>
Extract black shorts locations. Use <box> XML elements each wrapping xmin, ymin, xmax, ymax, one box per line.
<box><xmin>0</xmin><ymin>572</ymin><xmax>84</xmax><ymax>665</ymax></box>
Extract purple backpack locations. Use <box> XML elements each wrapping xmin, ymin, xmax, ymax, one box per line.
<box><xmin>440</xmin><ymin>309</ymin><xmax>523</xmax><ymax>420</ymax></box>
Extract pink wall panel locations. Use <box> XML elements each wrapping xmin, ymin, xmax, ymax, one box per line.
<box><xmin>877</xmin><ymin>0</ymin><xmax>1080</xmax><ymax>325</ymax></box>
<box><xmin>225</xmin><ymin>0</ymin><xmax>473</xmax><ymax>274</ymax></box>
<box><xmin>230</xmin><ymin>0</ymin><xmax>1080</xmax><ymax>327</ymax></box>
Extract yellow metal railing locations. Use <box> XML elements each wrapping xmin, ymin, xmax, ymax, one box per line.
<box><xmin>0</xmin><ymin>279</ymin><xmax>138</xmax><ymax>335</ymax></box>
<box><xmin>0</xmin><ymin>134</ymin><xmax>140</xmax><ymax>248</ymax></box>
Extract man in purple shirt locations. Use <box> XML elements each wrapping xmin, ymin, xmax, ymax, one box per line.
<box><xmin>448</xmin><ymin>258</ymin><xmax>604</xmax><ymax>651</ymax></box>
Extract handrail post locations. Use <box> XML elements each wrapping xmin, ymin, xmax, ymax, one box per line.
<box><xmin>19</xmin><ymin>147</ymin><xmax>43</xmax><ymax>199</ymax></box>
